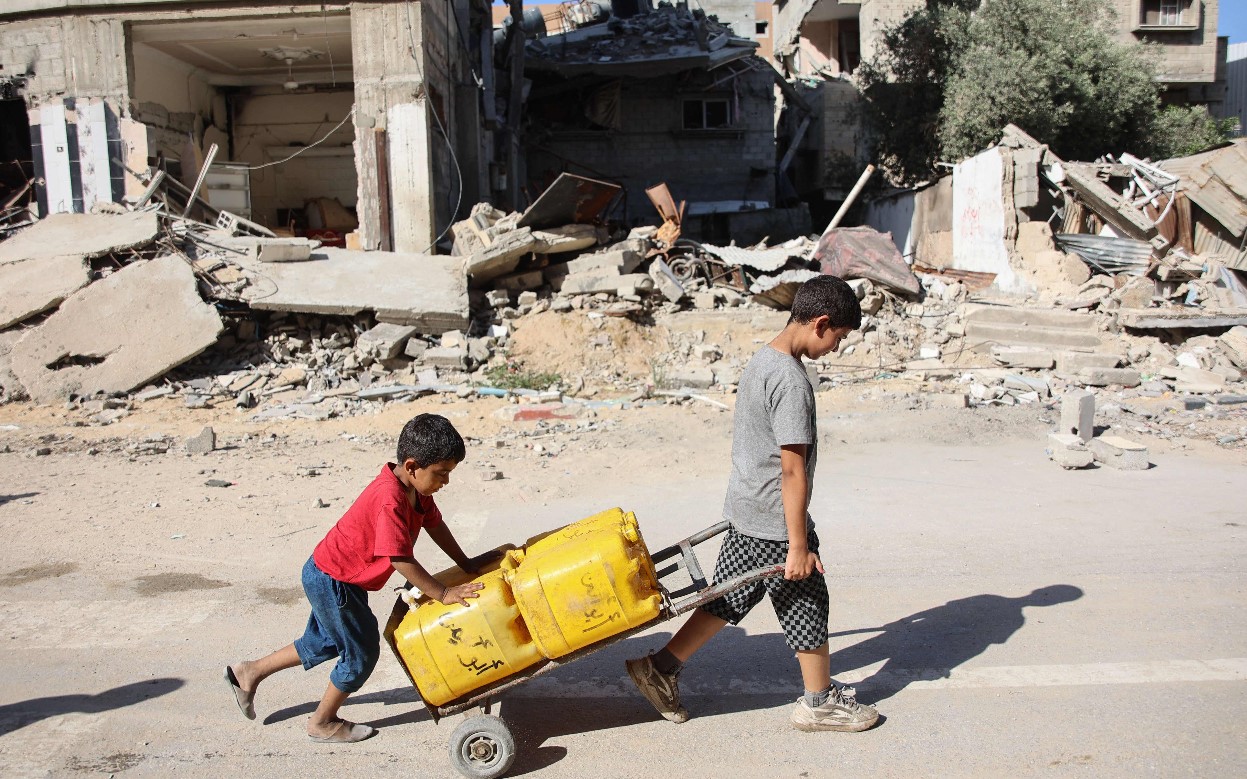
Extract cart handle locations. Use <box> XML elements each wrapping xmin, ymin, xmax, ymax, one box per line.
<box><xmin>649</xmin><ymin>521</ymin><xmax>785</xmax><ymax>617</ymax></box>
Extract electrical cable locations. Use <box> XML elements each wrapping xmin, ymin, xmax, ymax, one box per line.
<box><xmin>238</xmin><ymin>105</ymin><xmax>356</xmax><ymax>171</ymax></box>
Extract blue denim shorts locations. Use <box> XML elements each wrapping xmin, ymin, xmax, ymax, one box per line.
<box><xmin>292</xmin><ymin>556</ymin><xmax>380</xmax><ymax>694</ymax></box>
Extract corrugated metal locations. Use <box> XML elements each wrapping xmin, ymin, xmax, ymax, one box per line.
<box><xmin>1053</xmin><ymin>233</ymin><xmax>1152</xmax><ymax>275</ymax></box>
<box><xmin>1227</xmin><ymin>44</ymin><xmax>1247</xmax><ymax>138</ymax></box>
<box><xmin>1160</xmin><ymin>140</ymin><xmax>1247</xmax><ymax>239</ymax></box>
<box><xmin>699</xmin><ymin>243</ymin><xmax>797</xmax><ymax>272</ymax></box>
<box><xmin>1193</xmin><ymin>218</ymin><xmax>1247</xmax><ymax>271</ymax></box>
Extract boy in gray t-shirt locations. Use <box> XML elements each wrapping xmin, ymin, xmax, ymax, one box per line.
<box><xmin>627</xmin><ymin>275</ymin><xmax>878</xmax><ymax>733</ymax></box>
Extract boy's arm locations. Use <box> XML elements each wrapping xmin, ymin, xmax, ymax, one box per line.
<box><xmin>424</xmin><ymin>521</ymin><xmax>501</xmax><ymax>573</ymax></box>
<box><xmin>780</xmin><ymin>444</ymin><xmax>824</xmax><ymax>581</ymax></box>
<box><xmin>390</xmin><ymin>556</ymin><xmax>483</xmax><ymax>607</ymax></box>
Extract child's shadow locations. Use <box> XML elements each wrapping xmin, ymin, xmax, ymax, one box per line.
<box><xmin>830</xmin><ymin>584</ymin><xmax>1084</xmax><ymax>703</ymax></box>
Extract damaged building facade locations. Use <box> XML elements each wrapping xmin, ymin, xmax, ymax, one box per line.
<box><xmin>0</xmin><ymin>0</ymin><xmax>497</xmax><ymax>253</ymax></box>
<box><xmin>772</xmin><ymin>0</ymin><xmax>1228</xmax><ymax>209</ymax></box>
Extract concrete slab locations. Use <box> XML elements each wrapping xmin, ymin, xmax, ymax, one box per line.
<box><xmin>0</xmin><ymin>212</ymin><xmax>159</xmax><ymax>265</ymax></box>
<box><xmin>0</xmin><ymin>330</ymin><xmax>27</xmax><ymax>401</ymax></box>
<box><xmin>0</xmin><ymin>255</ymin><xmax>91</xmax><ymax>329</ymax></box>
<box><xmin>239</xmin><ymin>248</ymin><xmax>469</xmax><ymax>333</ymax></box>
<box><xmin>1088</xmin><ymin>435</ymin><xmax>1149</xmax><ymax>471</ymax></box>
<box><xmin>356</xmin><ymin>323</ymin><xmax>418</xmax><ymax>360</ymax></box>
<box><xmin>10</xmin><ymin>256</ymin><xmax>224</xmax><ymax>403</ymax></box>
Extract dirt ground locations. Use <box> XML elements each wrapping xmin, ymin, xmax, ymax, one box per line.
<box><xmin>0</xmin><ymin>310</ymin><xmax>1244</xmax><ymax>778</ymax></box>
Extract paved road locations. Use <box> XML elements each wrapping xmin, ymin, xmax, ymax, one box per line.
<box><xmin>1</xmin><ymin>433</ymin><xmax>1243</xmax><ymax>778</ymax></box>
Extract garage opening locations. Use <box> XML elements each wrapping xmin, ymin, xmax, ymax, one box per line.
<box><xmin>127</xmin><ymin>15</ymin><xmax>356</xmax><ymax>242</ymax></box>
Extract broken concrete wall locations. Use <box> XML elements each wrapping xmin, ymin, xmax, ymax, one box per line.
<box><xmin>10</xmin><ymin>255</ymin><xmax>224</xmax><ymax>402</ymax></box>
<box><xmin>525</xmin><ymin>64</ymin><xmax>776</xmax><ymax>227</ymax></box>
<box><xmin>952</xmin><ymin>145</ymin><xmax>1027</xmax><ymax>293</ymax></box>
<box><xmin>863</xmin><ymin>176</ymin><xmax>954</xmax><ymax>267</ymax></box>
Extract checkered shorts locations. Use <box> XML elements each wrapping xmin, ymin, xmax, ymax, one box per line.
<box><xmin>701</xmin><ymin>526</ymin><xmax>830</xmax><ymax>651</ymax></box>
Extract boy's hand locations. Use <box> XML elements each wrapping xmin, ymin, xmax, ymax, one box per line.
<box><xmin>784</xmin><ymin>547</ymin><xmax>825</xmax><ymax>581</ymax></box>
<box><xmin>438</xmin><ymin>581</ymin><xmax>485</xmax><ymax>606</ymax></box>
<box><xmin>460</xmin><ymin>549</ymin><xmax>504</xmax><ymax>574</ymax></box>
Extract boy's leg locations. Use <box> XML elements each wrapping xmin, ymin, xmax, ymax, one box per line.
<box><xmin>628</xmin><ymin>527</ymin><xmax>765</xmax><ymax>723</ymax></box>
<box><xmin>229</xmin><ymin>643</ymin><xmax>302</xmax><ymax>712</ymax></box>
<box><xmin>795</xmin><ymin>642</ymin><xmax>831</xmax><ymax>693</ymax></box>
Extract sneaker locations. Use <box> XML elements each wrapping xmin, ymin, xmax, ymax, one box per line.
<box><xmin>790</xmin><ymin>686</ymin><xmax>879</xmax><ymax>732</ymax></box>
<box><xmin>625</xmin><ymin>654</ymin><xmax>689</xmax><ymax>723</ymax></box>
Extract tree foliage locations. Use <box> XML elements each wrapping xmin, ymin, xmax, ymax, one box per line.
<box><xmin>1146</xmin><ymin>106</ymin><xmax>1240</xmax><ymax>160</ymax></box>
<box><xmin>856</xmin><ymin>0</ymin><xmax>977</xmax><ymax>184</ymax></box>
<box><xmin>859</xmin><ymin>0</ymin><xmax>1233</xmax><ymax>184</ymax></box>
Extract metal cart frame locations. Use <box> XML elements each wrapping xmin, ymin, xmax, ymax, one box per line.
<box><xmin>382</xmin><ymin>521</ymin><xmax>783</xmax><ymax>779</ymax></box>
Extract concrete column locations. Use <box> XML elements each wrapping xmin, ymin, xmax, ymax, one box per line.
<box><xmin>351</xmin><ymin>1</ymin><xmax>437</xmax><ymax>254</ymax></box>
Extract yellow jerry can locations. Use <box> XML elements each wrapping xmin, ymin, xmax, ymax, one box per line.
<box><xmin>503</xmin><ymin>508</ymin><xmax>662</xmax><ymax>659</ymax></box>
<box><xmin>391</xmin><ymin>568</ymin><xmax>543</xmax><ymax>706</ymax></box>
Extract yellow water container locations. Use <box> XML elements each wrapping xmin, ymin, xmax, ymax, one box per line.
<box><xmin>391</xmin><ymin>568</ymin><xmax>543</xmax><ymax>706</ymax></box>
<box><xmin>503</xmin><ymin>508</ymin><xmax>662</xmax><ymax>658</ymax></box>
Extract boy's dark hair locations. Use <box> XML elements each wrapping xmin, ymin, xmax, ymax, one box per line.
<box><xmin>788</xmin><ymin>274</ymin><xmax>862</xmax><ymax>329</ymax></box>
<box><xmin>397</xmin><ymin>414</ymin><xmax>466</xmax><ymax>467</ymax></box>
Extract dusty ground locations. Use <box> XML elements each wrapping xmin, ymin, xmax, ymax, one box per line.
<box><xmin>0</xmin><ymin>310</ymin><xmax>1244</xmax><ymax>778</ymax></box>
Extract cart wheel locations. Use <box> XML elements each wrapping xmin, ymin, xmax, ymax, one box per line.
<box><xmin>448</xmin><ymin>714</ymin><xmax>515</xmax><ymax>779</ymax></box>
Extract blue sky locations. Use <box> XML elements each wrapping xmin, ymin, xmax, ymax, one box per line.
<box><xmin>1222</xmin><ymin>2</ymin><xmax>1247</xmax><ymax>44</ymax></box>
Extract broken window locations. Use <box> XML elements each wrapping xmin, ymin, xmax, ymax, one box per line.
<box><xmin>682</xmin><ymin>98</ymin><xmax>732</xmax><ymax>130</ymax></box>
<box><xmin>1137</xmin><ymin>0</ymin><xmax>1196</xmax><ymax>28</ymax></box>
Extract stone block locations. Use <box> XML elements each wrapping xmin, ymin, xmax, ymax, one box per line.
<box><xmin>252</xmin><ymin>238</ymin><xmax>315</xmax><ymax>263</ymax></box>
<box><xmin>422</xmin><ymin>346</ymin><xmax>468</xmax><ymax>369</ymax></box>
<box><xmin>557</xmin><ymin>270</ymin><xmax>624</xmax><ymax>295</ymax></box>
<box><xmin>991</xmin><ymin>346</ymin><xmax>1055</xmax><ymax>369</ymax></box>
<box><xmin>663</xmin><ymin>363</ymin><xmax>714</xmax><ymax>389</ymax></box>
<box><xmin>403</xmin><ymin>338</ymin><xmax>428</xmax><ymax>359</ymax></box>
<box><xmin>1172</xmin><ymin>367</ymin><xmax>1226</xmax><ymax>394</ymax></box>
<box><xmin>1078</xmin><ymin>367</ymin><xmax>1141</xmax><ymax>387</ymax></box>
<box><xmin>356</xmin><ymin>322</ymin><xmax>419</xmax><ymax>360</ymax></box>
<box><xmin>466</xmin><ymin>227</ymin><xmax>537</xmax><ymax>284</ymax></box>
<box><xmin>1088</xmin><ymin>435</ymin><xmax>1149</xmax><ymax>471</ymax></box>
<box><xmin>531</xmin><ymin>224</ymin><xmax>598</xmax><ymax>255</ymax></box>
<box><xmin>1055</xmin><ymin>351</ymin><xmax>1122</xmax><ymax>373</ymax></box>
<box><xmin>186</xmin><ymin>426</ymin><xmax>216</xmax><ymax>455</ymax></box>
<box><xmin>486</xmin><ymin>290</ymin><xmax>510</xmax><ymax>307</ymax></box>
<box><xmin>1219</xmin><ymin>325</ymin><xmax>1247</xmax><ymax>369</ymax></box>
<box><xmin>566</xmin><ymin>248</ymin><xmax>643</xmax><ymax>275</ymax></box>
<box><xmin>649</xmin><ymin>258</ymin><xmax>686</xmax><ymax>302</ymax></box>
<box><xmin>1060</xmin><ymin>389</ymin><xmax>1095</xmax><ymax>442</ymax></box>
<box><xmin>1047</xmin><ymin>432</ymin><xmax>1094</xmax><ymax>469</ymax></box>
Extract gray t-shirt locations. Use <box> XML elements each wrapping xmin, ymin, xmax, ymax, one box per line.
<box><xmin>722</xmin><ymin>345</ymin><xmax>817</xmax><ymax>541</ymax></box>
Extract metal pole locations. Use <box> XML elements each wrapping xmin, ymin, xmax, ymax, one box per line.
<box><xmin>821</xmin><ymin>163</ymin><xmax>876</xmax><ymax>239</ymax></box>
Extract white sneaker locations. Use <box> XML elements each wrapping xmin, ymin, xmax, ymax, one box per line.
<box><xmin>790</xmin><ymin>686</ymin><xmax>879</xmax><ymax>732</ymax></box>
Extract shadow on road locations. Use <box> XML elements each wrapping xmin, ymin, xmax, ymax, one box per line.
<box><xmin>0</xmin><ymin>678</ymin><xmax>184</xmax><ymax>736</ymax></box>
<box><xmin>298</xmin><ymin>584</ymin><xmax>1081</xmax><ymax>773</ymax></box>
<box><xmin>0</xmin><ymin>493</ymin><xmax>39</xmax><ymax>506</ymax></box>
<box><xmin>828</xmin><ymin>584</ymin><xmax>1085</xmax><ymax>703</ymax></box>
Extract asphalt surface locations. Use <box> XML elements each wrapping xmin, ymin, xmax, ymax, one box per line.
<box><xmin>0</xmin><ymin>432</ymin><xmax>1243</xmax><ymax>778</ymax></box>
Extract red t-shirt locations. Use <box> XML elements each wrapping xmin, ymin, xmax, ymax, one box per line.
<box><xmin>312</xmin><ymin>463</ymin><xmax>443</xmax><ymax>591</ymax></box>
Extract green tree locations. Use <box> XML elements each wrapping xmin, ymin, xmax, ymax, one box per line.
<box><xmin>1146</xmin><ymin>105</ymin><xmax>1239</xmax><ymax>159</ymax></box>
<box><xmin>856</xmin><ymin>0</ymin><xmax>978</xmax><ymax>184</ymax></box>
<box><xmin>859</xmin><ymin>0</ymin><xmax>1234</xmax><ymax>182</ymax></box>
<box><xmin>939</xmin><ymin>0</ymin><xmax>1158</xmax><ymax>163</ymax></box>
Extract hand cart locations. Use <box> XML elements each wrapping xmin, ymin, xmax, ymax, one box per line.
<box><xmin>383</xmin><ymin>520</ymin><xmax>783</xmax><ymax>779</ymax></box>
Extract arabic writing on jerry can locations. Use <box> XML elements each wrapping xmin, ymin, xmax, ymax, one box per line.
<box><xmin>503</xmin><ymin>508</ymin><xmax>662</xmax><ymax>658</ymax></box>
<box><xmin>392</xmin><ymin>568</ymin><xmax>543</xmax><ymax>706</ymax></box>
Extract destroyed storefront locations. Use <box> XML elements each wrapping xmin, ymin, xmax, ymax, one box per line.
<box><xmin>0</xmin><ymin>0</ymin><xmax>494</xmax><ymax>253</ymax></box>
<box><xmin>519</xmin><ymin>6</ymin><xmax>807</xmax><ymax>245</ymax></box>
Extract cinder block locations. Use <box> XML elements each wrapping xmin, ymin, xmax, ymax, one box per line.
<box><xmin>1060</xmin><ymin>389</ymin><xmax>1095</xmax><ymax>442</ymax></box>
<box><xmin>1078</xmin><ymin>367</ymin><xmax>1141</xmax><ymax>388</ymax></box>
<box><xmin>1088</xmin><ymin>435</ymin><xmax>1149</xmax><ymax>471</ymax></box>
<box><xmin>1047</xmin><ymin>433</ymin><xmax>1094</xmax><ymax>469</ymax></box>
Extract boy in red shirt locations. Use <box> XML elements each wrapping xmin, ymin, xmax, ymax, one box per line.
<box><xmin>225</xmin><ymin>413</ymin><xmax>498</xmax><ymax>743</ymax></box>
